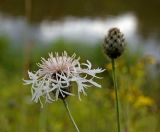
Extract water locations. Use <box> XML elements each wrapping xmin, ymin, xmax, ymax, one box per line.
<box><xmin>0</xmin><ymin>0</ymin><xmax>160</xmax><ymax>58</ymax></box>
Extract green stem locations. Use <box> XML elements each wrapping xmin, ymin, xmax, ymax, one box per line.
<box><xmin>39</xmin><ymin>105</ymin><xmax>47</xmax><ymax>132</ymax></box>
<box><xmin>62</xmin><ymin>99</ymin><xmax>80</xmax><ymax>132</ymax></box>
<box><xmin>111</xmin><ymin>59</ymin><xmax>121</xmax><ymax>132</ymax></box>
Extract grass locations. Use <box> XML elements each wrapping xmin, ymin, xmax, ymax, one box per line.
<box><xmin>0</xmin><ymin>38</ymin><xmax>159</xmax><ymax>132</ymax></box>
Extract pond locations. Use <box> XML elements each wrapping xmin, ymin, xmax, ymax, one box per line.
<box><xmin>0</xmin><ymin>0</ymin><xmax>160</xmax><ymax>58</ymax></box>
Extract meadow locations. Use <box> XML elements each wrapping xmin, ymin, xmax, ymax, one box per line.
<box><xmin>0</xmin><ymin>36</ymin><xmax>160</xmax><ymax>132</ymax></box>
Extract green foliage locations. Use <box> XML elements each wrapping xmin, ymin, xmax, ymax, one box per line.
<box><xmin>0</xmin><ymin>38</ymin><xmax>160</xmax><ymax>132</ymax></box>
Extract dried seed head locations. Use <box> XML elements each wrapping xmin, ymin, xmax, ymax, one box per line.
<box><xmin>103</xmin><ymin>28</ymin><xmax>125</xmax><ymax>59</ymax></box>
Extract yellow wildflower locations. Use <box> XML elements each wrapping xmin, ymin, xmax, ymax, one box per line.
<box><xmin>134</xmin><ymin>95</ymin><xmax>154</xmax><ymax>108</ymax></box>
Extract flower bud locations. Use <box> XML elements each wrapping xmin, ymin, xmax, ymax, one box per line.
<box><xmin>103</xmin><ymin>28</ymin><xmax>125</xmax><ymax>59</ymax></box>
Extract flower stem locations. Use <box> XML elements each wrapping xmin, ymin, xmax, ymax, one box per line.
<box><xmin>62</xmin><ymin>99</ymin><xmax>80</xmax><ymax>132</ymax></box>
<box><xmin>111</xmin><ymin>59</ymin><xmax>121</xmax><ymax>132</ymax></box>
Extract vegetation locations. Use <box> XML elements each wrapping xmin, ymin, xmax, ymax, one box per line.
<box><xmin>0</xmin><ymin>37</ymin><xmax>160</xmax><ymax>132</ymax></box>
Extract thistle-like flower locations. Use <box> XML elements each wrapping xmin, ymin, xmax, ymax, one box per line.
<box><xmin>103</xmin><ymin>28</ymin><xmax>125</xmax><ymax>59</ymax></box>
<box><xmin>103</xmin><ymin>28</ymin><xmax>126</xmax><ymax>132</ymax></box>
<box><xmin>24</xmin><ymin>51</ymin><xmax>104</xmax><ymax>106</ymax></box>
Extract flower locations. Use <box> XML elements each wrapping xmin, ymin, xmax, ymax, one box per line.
<box><xmin>103</xmin><ymin>27</ymin><xmax>125</xmax><ymax>59</ymax></box>
<box><xmin>134</xmin><ymin>95</ymin><xmax>154</xmax><ymax>108</ymax></box>
<box><xmin>24</xmin><ymin>51</ymin><xmax>104</xmax><ymax>107</ymax></box>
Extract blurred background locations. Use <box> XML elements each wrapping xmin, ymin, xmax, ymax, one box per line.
<box><xmin>0</xmin><ymin>0</ymin><xmax>160</xmax><ymax>132</ymax></box>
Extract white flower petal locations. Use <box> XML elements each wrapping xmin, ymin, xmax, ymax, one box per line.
<box><xmin>23</xmin><ymin>51</ymin><xmax>104</xmax><ymax>106</ymax></box>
